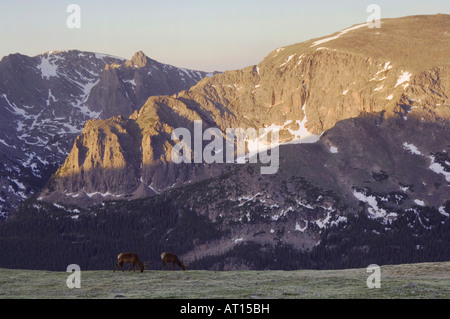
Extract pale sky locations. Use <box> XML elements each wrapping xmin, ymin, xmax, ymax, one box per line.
<box><xmin>0</xmin><ymin>0</ymin><xmax>449</xmax><ymax>72</ymax></box>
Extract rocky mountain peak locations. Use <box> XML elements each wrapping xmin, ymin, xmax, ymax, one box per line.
<box><xmin>129</xmin><ymin>50</ymin><xmax>150</xmax><ymax>68</ymax></box>
<box><xmin>0</xmin><ymin>49</ymin><xmax>213</xmax><ymax>219</ymax></box>
<box><xmin>39</xmin><ymin>14</ymin><xmax>450</xmax><ymax>209</ymax></box>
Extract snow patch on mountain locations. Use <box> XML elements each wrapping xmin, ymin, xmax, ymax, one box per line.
<box><xmin>85</xmin><ymin>191</ymin><xmax>123</xmax><ymax>198</ymax></box>
<box><xmin>295</xmin><ymin>221</ymin><xmax>307</xmax><ymax>232</ymax></box>
<box><xmin>37</xmin><ymin>55</ymin><xmax>59</xmax><ymax>79</ymax></box>
<box><xmin>280</xmin><ymin>55</ymin><xmax>296</xmax><ymax>67</ymax></box>
<box><xmin>439</xmin><ymin>206</ymin><xmax>449</xmax><ymax>217</ymax></box>
<box><xmin>287</xmin><ymin>103</ymin><xmax>321</xmax><ymax>144</ymax></box>
<box><xmin>370</xmin><ymin>62</ymin><xmax>392</xmax><ymax>81</ymax></box>
<box><xmin>374</xmin><ymin>85</ymin><xmax>384</xmax><ymax>92</ymax></box>
<box><xmin>353</xmin><ymin>189</ymin><xmax>398</xmax><ymax>224</ymax></box>
<box><xmin>94</xmin><ymin>52</ymin><xmax>126</xmax><ymax>62</ymax></box>
<box><xmin>1</xmin><ymin>94</ymin><xmax>30</xmax><ymax>118</ymax></box>
<box><xmin>402</xmin><ymin>142</ymin><xmax>423</xmax><ymax>156</ymax></box>
<box><xmin>429</xmin><ymin>155</ymin><xmax>450</xmax><ymax>182</ymax></box>
<box><xmin>311</xmin><ymin>23</ymin><xmax>368</xmax><ymax>47</ymax></box>
<box><xmin>414</xmin><ymin>199</ymin><xmax>426</xmax><ymax>206</ymax></box>
<box><xmin>240</xmin><ymin>105</ymin><xmax>321</xmax><ymax>163</ymax></box>
<box><xmin>395</xmin><ymin>71</ymin><xmax>412</xmax><ymax>89</ymax></box>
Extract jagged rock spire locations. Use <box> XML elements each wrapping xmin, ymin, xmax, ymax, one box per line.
<box><xmin>130</xmin><ymin>51</ymin><xmax>149</xmax><ymax>68</ymax></box>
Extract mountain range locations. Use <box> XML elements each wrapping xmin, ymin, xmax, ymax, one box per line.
<box><xmin>0</xmin><ymin>14</ymin><xmax>449</xmax><ymax>270</ymax></box>
<box><xmin>0</xmin><ymin>50</ymin><xmax>215</xmax><ymax>219</ymax></box>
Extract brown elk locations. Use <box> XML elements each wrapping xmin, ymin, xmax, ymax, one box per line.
<box><xmin>161</xmin><ymin>252</ymin><xmax>186</xmax><ymax>271</ymax></box>
<box><xmin>113</xmin><ymin>252</ymin><xmax>147</xmax><ymax>273</ymax></box>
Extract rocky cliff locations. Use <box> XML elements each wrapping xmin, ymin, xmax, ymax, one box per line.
<box><xmin>40</xmin><ymin>15</ymin><xmax>450</xmax><ymax>207</ymax></box>
<box><xmin>0</xmin><ymin>50</ymin><xmax>213</xmax><ymax>219</ymax></box>
<box><xmin>86</xmin><ymin>51</ymin><xmax>216</xmax><ymax>119</ymax></box>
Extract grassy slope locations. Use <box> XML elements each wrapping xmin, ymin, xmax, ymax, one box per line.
<box><xmin>0</xmin><ymin>261</ymin><xmax>448</xmax><ymax>299</ymax></box>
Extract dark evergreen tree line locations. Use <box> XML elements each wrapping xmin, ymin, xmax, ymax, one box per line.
<box><xmin>189</xmin><ymin>206</ymin><xmax>450</xmax><ymax>270</ymax></box>
<box><xmin>0</xmin><ymin>195</ymin><xmax>448</xmax><ymax>271</ymax></box>
<box><xmin>0</xmin><ymin>195</ymin><xmax>224</xmax><ymax>270</ymax></box>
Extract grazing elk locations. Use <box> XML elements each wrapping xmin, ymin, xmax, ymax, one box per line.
<box><xmin>113</xmin><ymin>252</ymin><xmax>147</xmax><ymax>273</ymax></box>
<box><xmin>161</xmin><ymin>252</ymin><xmax>186</xmax><ymax>271</ymax></box>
